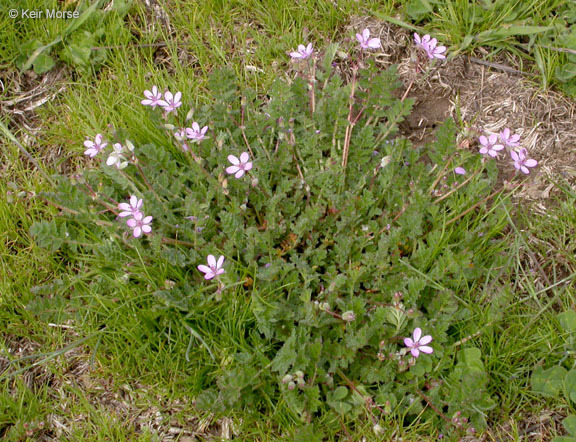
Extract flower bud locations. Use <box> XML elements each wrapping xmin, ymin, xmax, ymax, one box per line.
<box><xmin>294</xmin><ymin>370</ymin><xmax>304</xmax><ymax>378</ymax></box>
<box><xmin>373</xmin><ymin>424</ymin><xmax>384</xmax><ymax>435</ymax></box>
<box><xmin>319</xmin><ymin>302</ymin><xmax>330</xmax><ymax>311</ymax></box>
<box><xmin>251</xmin><ymin>177</ymin><xmax>259</xmax><ymax>187</ymax></box>
<box><xmin>287</xmin><ymin>381</ymin><xmax>296</xmax><ymax>390</ymax></box>
<box><xmin>380</xmin><ymin>155</ymin><xmax>392</xmax><ymax>168</ymax></box>
<box><xmin>342</xmin><ymin>311</ymin><xmax>356</xmax><ymax>322</ymax></box>
<box><xmin>282</xmin><ymin>374</ymin><xmax>293</xmax><ymax>384</ymax></box>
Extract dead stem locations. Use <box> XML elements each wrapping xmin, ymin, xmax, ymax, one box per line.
<box><xmin>342</xmin><ymin>68</ymin><xmax>358</xmax><ymax>169</ymax></box>
<box><xmin>308</xmin><ymin>59</ymin><xmax>316</xmax><ymax>115</ymax></box>
<box><xmin>433</xmin><ymin>170</ymin><xmax>481</xmax><ymax>203</ymax></box>
<box><xmin>415</xmin><ymin>390</ymin><xmax>452</xmax><ymax>424</ymax></box>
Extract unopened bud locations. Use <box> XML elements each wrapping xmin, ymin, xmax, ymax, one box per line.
<box><xmin>294</xmin><ymin>370</ymin><xmax>304</xmax><ymax>378</ymax></box>
<box><xmin>342</xmin><ymin>311</ymin><xmax>356</xmax><ymax>322</ymax></box>
<box><xmin>373</xmin><ymin>424</ymin><xmax>384</xmax><ymax>435</ymax></box>
<box><xmin>319</xmin><ymin>302</ymin><xmax>330</xmax><ymax>311</ymax></box>
<box><xmin>282</xmin><ymin>374</ymin><xmax>293</xmax><ymax>384</ymax></box>
<box><xmin>287</xmin><ymin>381</ymin><xmax>296</xmax><ymax>390</ymax></box>
<box><xmin>251</xmin><ymin>177</ymin><xmax>259</xmax><ymax>187</ymax></box>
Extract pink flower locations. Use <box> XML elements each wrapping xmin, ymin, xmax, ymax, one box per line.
<box><xmin>83</xmin><ymin>134</ymin><xmax>107</xmax><ymax>157</ymax></box>
<box><xmin>414</xmin><ymin>33</ymin><xmax>446</xmax><ymax>59</ymax></box>
<box><xmin>499</xmin><ymin>128</ymin><xmax>520</xmax><ymax>147</ymax></box>
<box><xmin>479</xmin><ymin>134</ymin><xmax>504</xmax><ymax>157</ymax></box>
<box><xmin>158</xmin><ymin>90</ymin><xmax>182</xmax><ymax>114</ymax></box>
<box><xmin>404</xmin><ymin>327</ymin><xmax>433</xmax><ymax>358</ymax></box>
<box><xmin>126</xmin><ymin>212</ymin><xmax>153</xmax><ymax>238</ymax></box>
<box><xmin>414</xmin><ymin>32</ymin><xmax>431</xmax><ymax>49</ymax></box>
<box><xmin>290</xmin><ymin>43</ymin><xmax>313</xmax><ymax>59</ymax></box>
<box><xmin>356</xmin><ymin>28</ymin><xmax>381</xmax><ymax>50</ymax></box>
<box><xmin>141</xmin><ymin>86</ymin><xmax>162</xmax><ymax>108</ymax></box>
<box><xmin>118</xmin><ymin>195</ymin><xmax>143</xmax><ymax>218</ymax></box>
<box><xmin>186</xmin><ymin>122</ymin><xmax>209</xmax><ymax>142</ymax></box>
<box><xmin>454</xmin><ymin>167</ymin><xmax>466</xmax><ymax>175</ymax></box>
<box><xmin>226</xmin><ymin>152</ymin><xmax>253</xmax><ymax>178</ymax></box>
<box><xmin>510</xmin><ymin>148</ymin><xmax>537</xmax><ymax>174</ymax></box>
<box><xmin>198</xmin><ymin>255</ymin><xmax>225</xmax><ymax>280</ymax></box>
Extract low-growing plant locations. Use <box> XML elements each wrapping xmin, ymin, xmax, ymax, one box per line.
<box><xmin>31</xmin><ymin>32</ymin><xmax>534</xmax><ymax>437</ymax></box>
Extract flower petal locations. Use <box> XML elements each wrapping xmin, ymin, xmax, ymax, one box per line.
<box><xmin>404</xmin><ymin>338</ymin><xmax>414</xmax><ymax>347</ymax></box>
<box><xmin>197</xmin><ymin>265</ymin><xmax>211</xmax><ymax>274</ymax></box>
<box><xmin>240</xmin><ymin>152</ymin><xmax>250</xmax><ymax>164</ymax></box>
<box><xmin>525</xmin><ymin>159</ymin><xmax>537</xmax><ymax>167</ymax></box>
<box><xmin>226</xmin><ymin>166</ymin><xmax>240</xmax><ymax>174</ymax></box>
<box><xmin>411</xmin><ymin>348</ymin><xmax>420</xmax><ymax>358</ymax></box>
<box><xmin>413</xmin><ymin>327</ymin><xmax>422</xmax><ymax>342</ymax></box>
<box><xmin>216</xmin><ymin>255</ymin><xmax>225</xmax><ymax>268</ymax></box>
<box><xmin>419</xmin><ymin>335</ymin><xmax>432</xmax><ymax>345</ymax></box>
<box><xmin>228</xmin><ymin>155</ymin><xmax>240</xmax><ymax>165</ymax></box>
<box><xmin>367</xmin><ymin>38</ymin><xmax>381</xmax><ymax>49</ymax></box>
<box><xmin>207</xmin><ymin>255</ymin><xmax>216</xmax><ymax>267</ymax></box>
<box><xmin>235</xmin><ymin>169</ymin><xmax>245</xmax><ymax>178</ymax></box>
<box><xmin>420</xmin><ymin>345</ymin><xmax>433</xmax><ymax>354</ymax></box>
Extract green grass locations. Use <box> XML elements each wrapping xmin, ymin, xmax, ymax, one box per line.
<box><xmin>2</xmin><ymin>0</ymin><xmax>576</xmax><ymax>439</ymax></box>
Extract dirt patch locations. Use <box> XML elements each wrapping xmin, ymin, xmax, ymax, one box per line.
<box><xmin>346</xmin><ymin>16</ymin><xmax>576</xmax><ymax>205</ymax></box>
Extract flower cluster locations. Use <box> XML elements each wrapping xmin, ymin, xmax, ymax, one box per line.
<box><xmin>141</xmin><ymin>85</ymin><xmax>182</xmax><ymax>114</ymax></box>
<box><xmin>478</xmin><ymin>127</ymin><xmax>537</xmax><ymax>174</ymax></box>
<box><xmin>118</xmin><ymin>195</ymin><xmax>153</xmax><ymax>238</ymax></box>
<box><xmin>83</xmin><ymin>135</ymin><xmax>134</xmax><ymax>170</ymax></box>
<box><xmin>414</xmin><ymin>33</ymin><xmax>447</xmax><ymax>60</ymax></box>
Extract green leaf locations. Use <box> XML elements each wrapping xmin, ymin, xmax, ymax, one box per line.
<box><xmin>558</xmin><ymin>310</ymin><xmax>576</xmax><ymax>333</ymax></box>
<box><xmin>271</xmin><ymin>330</ymin><xmax>298</xmax><ymax>375</ymax></box>
<box><xmin>556</xmin><ymin>63</ymin><xmax>576</xmax><ymax>82</ymax></box>
<box><xmin>531</xmin><ymin>365</ymin><xmax>567</xmax><ymax>397</ymax></box>
<box><xmin>458</xmin><ymin>347</ymin><xmax>485</xmax><ymax>372</ymax></box>
<box><xmin>32</xmin><ymin>53</ymin><xmax>55</xmax><ymax>74</ymax></box>
<box><xmin>404</xmin><ymin>0</ymin><xmax>434</xmax><ymax>21</ymax></box>
<box><xmin>564</xmin><ymin>370</ymin><xmax>576</xmax><ymax>403</ymax></box>
<box><xmin>322</xmin><ymin>43</ymin><xmax>339</xmax><ymax>73</ymax></box>
<box><xmin>30</xmin><ymin>220</ymin><xmax>64</xmax><ymax>252</ymax></box>
<box><xmin>564</xmin><ymin>415</ymin><xmax>576</xmax><ymax>437</ymax></box>
<box><xmin>332</xmin><ymin>386</ymin><xmax>348</xmax><ymax>401</ymax></box>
